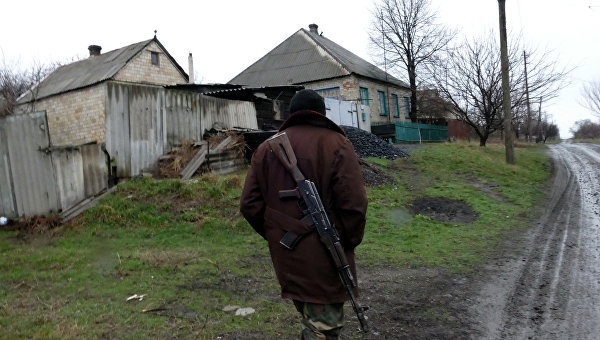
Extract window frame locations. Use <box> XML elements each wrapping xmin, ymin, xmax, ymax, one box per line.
<box><xmin>403</xmin><ymin>96</ymin><xmax>411</xmax><ymax>119</ymax></box>
<box><xmin>151</xmin><ymin>51</ymin><xmax>160</xmax><ymax>66</ymax></box>
<box><xmin>377</xmin><ymin>90</ymin><xmax>387</xmax><ymax>116</ymax></box>
<box><xmin>391</xmin><ymin>93</ymin><xmax>400</xmax><ymax>118</ymax></box>
<box><xmin>359</xmin><ymin>86</ymin><xmax>370</xmax><ymax>106</ymax></box>
<box><xmin>314</xmin><ymin>86</ymin><xmax>341</xmax><ymax>99</ymax></box>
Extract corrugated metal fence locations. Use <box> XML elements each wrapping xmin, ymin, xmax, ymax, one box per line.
<box><xmin>0</xmin><ymin>111</ymin><xmax>107</xmax><ymax>217</ymax></box>
<box><xmin>106</xmin><ymin>82</ymin><xmax>257</xmax><ymax>177</ymax></box>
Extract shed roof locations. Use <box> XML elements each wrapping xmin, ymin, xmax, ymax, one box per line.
<box><xmin>166</xmin><ymin>84</ymin><xmax>304</xmax><ymax>102</ymax></box>
<box><xmin>18</xmin><ymin>38</ymin><xmax>187</xmax><ymax>103</ymax></box>
<box><xmin>229</xmin><ymin>28</ymin><xmax>408</xmax><ymax>89</ymax></box>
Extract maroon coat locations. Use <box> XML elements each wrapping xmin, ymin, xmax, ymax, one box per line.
<box><xmin>240</xmin><ymin>110</ymin><xmax>368</xmax><ymax>304</ymax></box>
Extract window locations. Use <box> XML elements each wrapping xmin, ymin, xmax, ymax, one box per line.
<box><xmin>359</xmin><ymin>87</ymin><xmax>369</xmax><ymax>106</ymax></box>
<box><xmin>151</xmin><ymin>51</ymin><xmax>159</xmax><ymax>66</ymax></box>
<box><xmin>403</xmin><ymin>96</ymin><xmax>411</xmax><ymax>119</ymax></box>
<box><xmin>391</xmin><ymin>93</ymin><xmax>400</xmax><ymax>117</ymax></box>
<box><xmin>377</xmin><ymin>90</ymin><xmax>387</xmax><ymax>116</ymax></box>
<box><xmin>314</xmin><ymin>86</ymin><xmax>340</xmax><ymax>99</ymax></box>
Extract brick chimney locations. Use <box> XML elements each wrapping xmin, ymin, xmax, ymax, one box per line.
<box><xmin>188</xmin><ymin>53</ymin><xmax>195</xmax><ymax>84</ymax></box>
<box><xmin>309</xmin><ymin>24</ymin><xmax>319</xmax><ymax>34</ymax></box>
<box><xmin>88</xmin><ymin>45</ymin><xmax>102</xmax><ymax>57</ymax></box>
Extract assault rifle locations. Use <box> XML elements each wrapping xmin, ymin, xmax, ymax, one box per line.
<box><xmin>265</xmin><ymin>132</ymin><xmax>369</xmax><ymax>333</ymax></box>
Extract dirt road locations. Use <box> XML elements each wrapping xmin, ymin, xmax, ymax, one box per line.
<box><xmin>470</xmin><ymin>142</ymin><xmax>600</xmax><ymax>339</ymax></box>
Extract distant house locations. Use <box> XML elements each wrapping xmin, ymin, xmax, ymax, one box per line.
<box><xmin>16</xmin><ymin>36</ymin><xmax>188</xmax><ymax>147</ymax></box>
<box><xmin>418</xmin><ymin>89</ymin><xmax>471</xmax><ymax>140</ymax></box>
<box><xmin>229</xmin><ymin>24</ymin><xmax>411</xmax><ymax>124</ymax></box>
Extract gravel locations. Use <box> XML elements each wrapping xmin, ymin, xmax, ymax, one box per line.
<box><xmin>341</xmin><ymin>126</ymin><xmax>409</xmax><ymax>160</ymax></box>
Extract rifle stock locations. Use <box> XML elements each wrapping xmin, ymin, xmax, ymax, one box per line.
<box><xmin>265</xmin><ymin>131</ymin><xmax>369</xmax><ymax>333</ymax></box>
<box><xmin>266</xmin><ymin>132</ymin><xmax>305</xmax><ymax>182</ymax></box>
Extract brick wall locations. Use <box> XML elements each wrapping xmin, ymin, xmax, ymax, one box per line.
<box><xmin>114</xmin><ymin>41</ymin><xmax>187</xmax><ymax>85</ymax></box>
<box><xmin>303</xmin><ymin>75</ymin><xmax>411</xmax><ymax>124</ymax></box>
<box><xmin>26</xmin><ymin>84</ymin><xmax>106</xmax><ymax>146</ymax></box>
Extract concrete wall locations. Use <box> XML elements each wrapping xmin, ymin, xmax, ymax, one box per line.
<box><xmin>302</xmin><ymin>74</ymin><xmax>411</xmax><ymax>125</ymax></box>
<box><xmin>114</xmin><ymin>41</ymin><xmax>187</xmax><ymax>86</ymax></box>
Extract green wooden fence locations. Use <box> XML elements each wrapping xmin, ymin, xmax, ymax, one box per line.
<box><xmin>372</xmin><ymin>121</ymin><xmax>449</xmax><ymax>142</ymax></box>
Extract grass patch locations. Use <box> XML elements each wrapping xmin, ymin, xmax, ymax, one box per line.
<box><xmin>357</xmin><ymin>143</ymin><xmax>551</xmax><ymax>272</ymax></box>
<box><xmin>359</xmin><ymin>141</ymin><xmax>551</xmax><ymax>271</ymax></box>
<box><xmin>572</xmin><ymin>138</ymin><xmax>600</xmax><ymax>144</ymax></box>
<box><xmin>0</xmin><ymin>142</ymin><xmax>552</xmax><ymax>338</ymax></box>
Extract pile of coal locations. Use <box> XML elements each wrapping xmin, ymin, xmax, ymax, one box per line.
<box><xmin>341</xmin><ymin>126</ymin><xmax>409</xmax><ymax>160</ymax></box>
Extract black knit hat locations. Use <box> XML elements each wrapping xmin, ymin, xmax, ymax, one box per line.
<box><xmin>289</xmin><ymin>89</ymin><xmax>326</xmax><ymax>115</ymax></box>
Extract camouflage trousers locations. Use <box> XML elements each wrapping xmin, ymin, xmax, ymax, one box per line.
<box><xmin>293</xmin><ymin>300</ymin><xmax>344</xmax><ymax>340</ymax></box>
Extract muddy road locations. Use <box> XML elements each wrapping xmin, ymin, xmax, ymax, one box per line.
<box><xmin>470</xmin><ymin>142</ymin><xmax>600</xmax><ymax>339</ymax></box>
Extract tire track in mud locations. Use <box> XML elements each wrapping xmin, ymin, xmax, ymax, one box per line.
<box><xmin>471</xmin><ymin>143</ymin><xmax>600</xmax><ymax>340</ymax></box>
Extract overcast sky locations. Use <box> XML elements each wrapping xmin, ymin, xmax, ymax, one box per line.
<box><xmin>2</xmin><ymin>0</ymin><xmax>599</xmax><ymax>138</ymax></box>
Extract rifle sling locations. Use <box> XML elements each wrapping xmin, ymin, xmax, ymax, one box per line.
<box><xmin>265</xmin><ymin>206</ymin><xmax>314</xmax><ymax>237</ymax></box>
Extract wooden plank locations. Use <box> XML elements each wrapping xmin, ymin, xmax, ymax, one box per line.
<box><xmin>180</xmin><ymin>136</ymin><xmax>234</xmax><ymax>180</ymax></box>
<box><xmin>60</xmin><ymin>186</ymin><xmax>117</xmax><ymax>223</ymax></box>
<box><xmin>211</xmin><ymin>136</ymin><xmax>233</xmax><ymax>153</ymax></box>
<box><xmin>180</xmin><ymin>144</ymin><xmax>208</xmax><ymax>180</ymax></box>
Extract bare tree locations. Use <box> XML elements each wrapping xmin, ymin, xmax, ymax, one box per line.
<box><xmin>532</xmin><ymin>111</ymin><xmax>559</xmax><ymax>143</ymax></box>
<box><xmin>416</xmin><ymin>88</ymin><xmax>454</xmax><ymax>121</ymax></box>
<box><xmin>541</xmin><ymin>121</ymin><xmax>560</xmax><ymax>142</ymax></box>
<box><xmin>426</xmin><ymin>32</ymin><xmax>568</xmax><ymax>146</ymax></box>
<box><xmin>581</xmin><ymin>79</ymin><xmax>600</xmax><ymax>117</ymax></box>
<box><xmin>1</xmin><ymin>65</ymin><xmax>31</xmax><ymax>115</ymax></box>
<box><xmin>570</xmin><ymin>119</ymin><xmax>600</xmax><ymax>139</ymax></box>
<box><xmin>369</xmin><ymin>0</ymin><xmax>455</xmax><ymax>122</ymax></box>
<box><xmin>1</xmin><ymin>59</ymin><xmax>64</xmax><ymax>115</ymax></box>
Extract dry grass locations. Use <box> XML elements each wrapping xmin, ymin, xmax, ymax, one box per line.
<box><xmin>2</xmin><ymin>214</ymin><xmax>63</xmax><ymax>236</ymax></box>
<box><xmin>157</xmin><ymin>139</ymin><xmax>198</xmax><ymax>178</ymax></box>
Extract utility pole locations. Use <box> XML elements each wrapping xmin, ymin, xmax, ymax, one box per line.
<box><xmin>381</xmin><ymin>10</ymin><xmax>391</xmax><ymax>123</ymax></box>
<box><xmin>523</xmin><ymin>51</ymin><xmax>532</xmax><ymax>142</ymax></box>
<box><xmin>537</xmin><ymin>97</ymin><xmax>543</xmax><ymax>142</ymax></box>
<box><xmin>498</xmin><ymin>0</ymin><xmax>514</xmax><ymax>164</ymax></box>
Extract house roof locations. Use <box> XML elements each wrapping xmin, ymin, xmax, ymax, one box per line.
<box><xmin>18</xmin><ymin>38</ymin><xmax>188</xmax><ymax>103</ymax></box>
<box><xmin>229</xmin><ymin>27</ymin><xmax>409</xmax><ymax>89</ymax></box>
<box><xmin>166</xmin><ymin>83</ymin><xmax>304</xmax><ymax>102</ymax></box>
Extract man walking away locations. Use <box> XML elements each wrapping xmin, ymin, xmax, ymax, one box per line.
<box><xmin>240</xmin><ymin>90</ymin><xmax>368</xmax><ymax>339</ymax></box>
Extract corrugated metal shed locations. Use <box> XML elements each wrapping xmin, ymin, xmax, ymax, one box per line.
<box><xmin>18</xmin><ymin>38</ymin><xmax>188</xmax><ymax>103</ymax></box>
<box><xmin>106</xmin><ymin>82</ymin><xmax>257</xmax><ymax>177</ymax></box>
<box><xmin>165</xmin><ymin>89</ymin><xmax>258</xmax><ymax>150</ymax></box>
<box><xmin>229</xmin><ymin>28</ymin><xmax>408</xmax><ymax>89</ymax></box>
